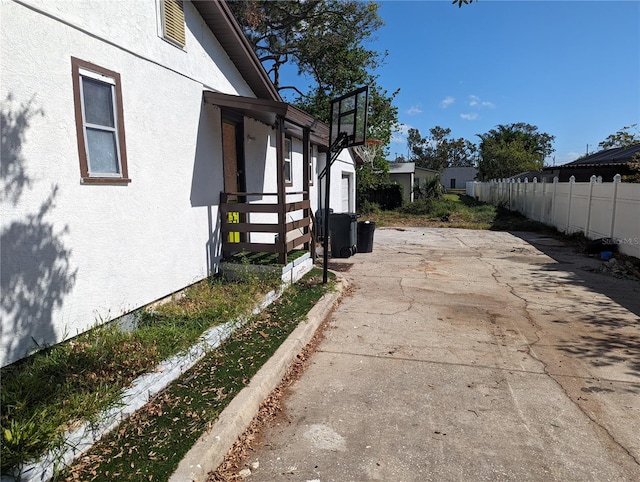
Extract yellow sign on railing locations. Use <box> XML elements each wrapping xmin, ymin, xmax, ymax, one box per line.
<box><xmin>227</xmin><ymin>211</ymin><xmax>240</xmax><ymax>243</ymax></box>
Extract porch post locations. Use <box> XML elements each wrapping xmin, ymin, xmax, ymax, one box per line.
<box><xmin>276</xmin><ymin>116</ymin><xmax>287</xmax><ymax>264</ymax></box>
<box><xmin>302</xmin><ymin>127</ymin><xmax>311</xmax><ymax>255</ymax></box>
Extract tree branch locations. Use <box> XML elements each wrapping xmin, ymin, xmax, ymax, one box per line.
<box><xmin>277</xmin><ymin>85</ymin><xmax>306</xmax><ymax>97</ymax></box>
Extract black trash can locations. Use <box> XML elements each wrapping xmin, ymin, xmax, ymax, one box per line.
<box><xmin>330</xmin><ymin>212</ymin><xmax>358</xmax><ymax>258</ymax></box>
<box><xmin>357</xmin><ymin>221</ymin><xmax>376</xmax><ymax>253</ymax></box>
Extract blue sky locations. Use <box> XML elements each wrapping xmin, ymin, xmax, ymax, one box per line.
<box><xmin>362</xmin><ymin>0</ymin><xmax>639</xmax><ymax>165</ymax></box>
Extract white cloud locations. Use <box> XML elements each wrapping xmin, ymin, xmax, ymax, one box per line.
<box><xmin>406</xmin><ymin>105</ymin><xmax>423</xmax><ymax>115</ymax></box>
<box><xmin>395</xmin><ymin>123</ymin><xmax>411</xmax><ymax>135</ymax></box>
<box><xmin>460</xmin><ymin>112</ymin><xmax>479</xmax><ymax>120</ymax></box>
<box><xmin>468</xmin><ymin>95</ymin><xmax>495</xmax><ymax>109</ymax></box>
<box><xmin>440</xmin><ymin>96</ymin><xmax>455</xmax><ymax>108</ymax></box>
<box><xmin>391</xmin><ymin>123</ymin><xmax>411</xmax><ymax>144</ymax></box>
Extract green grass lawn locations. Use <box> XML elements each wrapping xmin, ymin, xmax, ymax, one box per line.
<box><xmin>360</xmin><ymin>193</ymin><xmax>553</xmax><ymax>233</ymax></box>
<box><xmin>1</xmin><ymin>267</ymin><xmax>327</xmax><ymax>477</ymax></box>
<box><xmin>60</xmin><ymin>268</ymin><xmax>334</xmax><ymax>481</ymax></box>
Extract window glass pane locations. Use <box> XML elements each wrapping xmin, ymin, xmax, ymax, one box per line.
<box><xmin>285</xmin><ymin>160</ymin><xmax>291</xmax><ymax>182</ymax></box>
<box><xmin>86</xmin><ymin>128</ymin><xmax>119</xmax><ymax>174</ymax></box>
<box><xmin>285</xmin><ymin>139</ymin><xmax>292</xmax><ymax>182</ymax></box>
<box><xmin>82</xmin><ymin>77</ymin><xmax>115</xmax><ymax>127</ymax></box>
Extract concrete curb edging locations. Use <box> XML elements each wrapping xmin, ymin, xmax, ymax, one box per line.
<box><xmin>169</xmin><ymin>276</ymin><xmax>346</xmax><ymax>482</ymax></box>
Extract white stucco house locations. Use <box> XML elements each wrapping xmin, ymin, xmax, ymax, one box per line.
<box><xmin>0</xmin><ymin>0</ymin><xmax>356</xmax><ymax>367</ymax></box>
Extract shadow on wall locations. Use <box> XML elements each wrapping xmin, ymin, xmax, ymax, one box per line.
<box><xmin>1</xmin><ymin>95</ymin><xmax>77</xmax><ymax>367</ymax></box>
<box><xmin>190</xmin><ymin>102</ymin><xmax>224</xmax><ymax>275</ymax></box>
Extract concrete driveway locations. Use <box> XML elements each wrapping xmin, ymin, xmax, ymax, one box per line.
<box><xmin>227</xmin><ymin>228</ymin><xmax>640</xmax><ymax>481</ymax></box>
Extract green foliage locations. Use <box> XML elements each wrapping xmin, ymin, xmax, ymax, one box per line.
<box><xmin>229</xmin><ymin>0</ymin><xmax>400</xmax><ymax>158</ymax></box>
<box><xmin>359</xmin><ymin>200</ymin><xmax>382</xmax><ymax>215</ymax></box>
<box><xmin>362</xmin><ymin>193</ymin><xmax>556</xmax><ymax>232</ymax></box>
<box><xmin>408</xmin><ymin>126</ymin><xmax>478</xmax><ymax>170</ymax></box>
<box><xmin>398</xmin><ymin>198</ymin><xmax>435</xmax><ymax>215</ymax></box>
<box><xmin>0</xmin><ymin>273</ymin><xmax>280</xmax><ymax>473</ymax></box>
<box><xmin>477</xmin><ymin>122</ymin><xmax>555</xmax><ymax>180</ymax></box>
<box><xmin>357</xmin><ymin>182</ymin><xmax>403</xmax><ymax>211</ymax></box>
<box><xmin>598</xmin><ymin>124</ymin><xmax>640</xmax><ymax>149</ymax></box>
<box><xmin>229</xmin><ymin>1</ymin><xmax>383</xmax><ymax>94</ymax></box>
<box><xmin>413</xmin><ymin>176</ymin><xmax>444</xmax><ymax>201</ymax></box>
<box><xmin>621</xmin><ymin>153</ymin><xmax>640</xmax><ymax>183</ymax></box>
<box><xmin>60</xmin><ymin>269</ymin><xmax>334</xmax><ymax>481</ymax></box>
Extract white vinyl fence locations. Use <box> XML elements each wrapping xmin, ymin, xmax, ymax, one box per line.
<box><xmin>467</xmin><ymin>175</ymin><xmax>640</xmax><ymax>259</ymax></box>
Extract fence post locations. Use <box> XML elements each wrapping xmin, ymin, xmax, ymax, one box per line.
<box><xmin>585</xmin><ymin>175</ymin><xmax>596</xmax><ymax>237</ymax></box>
<box><xmin>566</xmin><ymin>175</ymin><xmax>575</xmax><ymax>233</ymax></box>
<box><xmin>610</xmin><ymin>174</ymin><xmax>622</xmax><ymax>239</ymax></box>
<box><xmin>533</xmin><ymin>177</ymin><xmax>538</xmax><ymax>221</ymax></box>
<box><xmin>551</xmin><ymin>177</ymin><xmax>558</xmax><ymax>228</ymax></box>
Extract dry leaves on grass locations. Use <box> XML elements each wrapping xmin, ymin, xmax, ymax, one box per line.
<box><xmin>208</xmin><ymin>313</ymin><xmax>332</xmax><ymax>482</ymax></box>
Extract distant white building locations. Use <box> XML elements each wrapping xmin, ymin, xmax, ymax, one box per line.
<box><xmin>388</xmin><ymin>162</ymin><xmax>439</xmax><ymax>202</ymax></box>
<box><xmin>441</xmin><ymin>167</ymin><xmax>478</xmax><ymax>190</ymax></box>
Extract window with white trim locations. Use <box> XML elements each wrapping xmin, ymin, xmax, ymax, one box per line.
<box><xmin>285</xmin><ymin>137</ymin><xmax>292</xmax><ymax>186</ymax></box>
<box><xmin>72</xmin><ymin>57</ymin><xmax>129</xmax><ymax>184</ymax></box>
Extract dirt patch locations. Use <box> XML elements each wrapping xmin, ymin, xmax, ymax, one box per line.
<box><xmin>327</xmin><ymin>262</ymin><xmax>354</xmax><ymax>272</ymax></box>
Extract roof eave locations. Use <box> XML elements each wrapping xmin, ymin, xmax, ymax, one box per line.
<box><xmin>191</xmin><ymin>0</ymin><xmax>281</xmax><ymax>102</ymax></box>
<box><xmin>203</xmin><ymin>90</ymin><xmax>330</xmax><ymax>146</ymax></box>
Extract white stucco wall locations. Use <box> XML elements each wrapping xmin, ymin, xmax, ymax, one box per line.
<box><xmin>241</xmin><ymin>121</ymin><xmax>323</xmax><ymax>246</ymax></box>
<box><xmin>389</xmin><ymin>173</ymin><xmax>414</xmax><ymax>203</ymax></box>
<box><xmin>316</xmin><ymin>148</ymin><xmax>357</xmax><ymax>215</ymax></box>
<box><xmin>0</xmin><ymin>0</ymin><xmax>259</xmax><ymax>365</ymax></box>
<box><xmin>441</xmin><ymin>167</ymin><xmax>478</xmax><ymax>190</ymax></box>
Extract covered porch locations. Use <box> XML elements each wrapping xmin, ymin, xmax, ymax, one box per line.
<box><xmin>203</xmin><ymin>91</ymin><xmax>330</xmax><ymax>266</ymax></box>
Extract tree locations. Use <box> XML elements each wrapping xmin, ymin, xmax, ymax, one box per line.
<box><xmin>229</xmin><ymin>1</ymin><xmax>383</xmax><ymax>96</ymax></box>
<box><xmin>453</xmin><ymin>0</ymin><xmax>477</xmax><ymax>6</ymax></box>
<box><xmin>477</xmin><ymin>123</ymin><xmax>555</xmax><ymax>181</ymax></box>
<box><xmin>598</xmin><ymin>124</ymin><xmax>640</xmax><ymax>149</ymax></box>
<box><xmin>598</xmin><ymin>125</ymin><xmax>640</xmax><ymax>183</ymax></box>
<box><xmin>229</xmin><ymin>0</ymin><xmax>399</xmax><ymax>152</ymax></box>
<box><xmin>229</xmin><ymin>0</ymin><xmax>400</xmax><ymax>208</ymax></box>
<box><xmin>407</xmin><ymin>126</ymin><xmax>478</xmax><ymax>171</ymax></box>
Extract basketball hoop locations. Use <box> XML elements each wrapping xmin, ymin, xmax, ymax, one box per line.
<box><xmin>353</xmin><ymin>139</ymin><xmax>384</xmax><ymax>171</ymax></box>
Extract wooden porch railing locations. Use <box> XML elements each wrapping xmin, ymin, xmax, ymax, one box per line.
<box><xmin>220</xmin><ymin>192</ymin><xmax>313</xmax><ymax>264</ymax></box>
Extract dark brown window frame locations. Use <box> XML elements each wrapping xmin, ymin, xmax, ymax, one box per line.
<box><xmin>72</xmin><ymin>57</ymin><xmax>130</xmax><ymax>185</ymax></box>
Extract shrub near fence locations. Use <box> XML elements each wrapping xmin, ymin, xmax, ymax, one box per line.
<box><xmin>467</xmin><ymin>175</ymin><xmax>640</xmax><ymax>259</ymax></box>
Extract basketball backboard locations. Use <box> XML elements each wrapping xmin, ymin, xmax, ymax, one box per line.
<box><xmin>329</xmin><ymin>86</ymin><xmax>368</xmax><ymax>148</ymax></box>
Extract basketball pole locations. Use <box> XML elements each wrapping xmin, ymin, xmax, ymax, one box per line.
<box><xmin>322</xmin><ymin>132</ymin><xmax>348</xmax><ymax>284</ymax></box>
<box><xmin>321</xmin><ymin>85</ymin><xmax>368</xmax><ymax>284</ymax></box>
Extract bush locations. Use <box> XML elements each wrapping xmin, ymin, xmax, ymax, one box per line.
<box><xmin>359</xmin><ymin>200</ymin><xmax>382</xmax><ymax>215</ymax></box>
<box><xmin>357</xmin><ymin>182</ymin><xmax>403</xmax><ymax>211</ymax></box>
<box><xmin>399</xmin><ymin>198</ymin><xmax>434</xmax><ymax>215</ymax></box>
<box><xmin>414</xmin><ymin>177</ymin><xmax>444</xmax><ymax>200</ymax></box>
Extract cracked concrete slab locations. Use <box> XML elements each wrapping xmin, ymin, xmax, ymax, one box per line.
<box><xmin>225</xmin><ymin>228</ymin><xmax>640</xmax><ymax>481</ymax></box>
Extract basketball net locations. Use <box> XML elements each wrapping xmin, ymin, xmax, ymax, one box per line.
<box><xmin>353</xmin><ymin>139</ymin><xmax>383</xmax><ymax>172</ymax></box>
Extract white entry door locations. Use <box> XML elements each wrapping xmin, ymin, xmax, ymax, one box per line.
<box><xmin>341</xmin><ymin>174</ymin><xmax>350</xmax><ymax>212</ymax></box>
